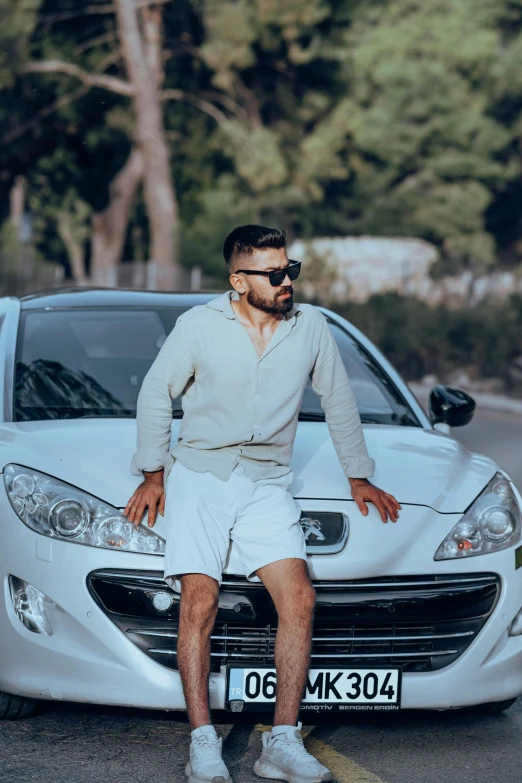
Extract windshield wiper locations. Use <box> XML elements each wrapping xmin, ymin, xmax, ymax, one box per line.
<box><xmin>298</xmin><ymin>412</ymin><xmax>326</xmax><ymax>421</ymax></box>
<box><xmin>77</xmin><ymin>413</ymin><xmax>134</xmax><ymax>419</ymax></box>
<box><xmin>299</xmin><ymin>411</ymin><xmax>398</xmax><ymax>425</ymax></box>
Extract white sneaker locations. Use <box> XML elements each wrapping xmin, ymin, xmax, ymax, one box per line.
<box><xmin>185</xmin><ymin>726</ymin><xmax>233</xmax><ymax>783</ymax></box>
<box><xmin>253</xmin><ymin>723</ymin><xmax>333</xmax><ymax>783</ymax></box>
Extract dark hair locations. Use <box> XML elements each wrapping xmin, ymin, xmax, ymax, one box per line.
<box><xmin>223</xmin><ymin>224</ymin><xmax>287</xmax><ymax>269</ymax></box>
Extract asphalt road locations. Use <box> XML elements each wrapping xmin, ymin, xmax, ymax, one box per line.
<box><xmin>1</xmin><ymin>406</ymin><xmax>521</xmax><ymax>783</ymax></box>
<box><xmin>452</xmin><ymin>406</ymin><xmax>522</xmax><ymax>490</ymax></box>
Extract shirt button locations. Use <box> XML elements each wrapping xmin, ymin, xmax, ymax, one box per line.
<box><xmin>253</xmin><ymin>425</ymin><xmax>258</xmax><ymax>429</ymax></box>
<box><xmin>255</xmin><ymin>395</ymin><xmax>259</xmax><ymax>399</ymax></box>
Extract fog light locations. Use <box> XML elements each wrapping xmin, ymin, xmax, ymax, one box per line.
<box><xmin>152</xmin><ymin>591</ymin><xmax>173</xmax><ymax>612</ymax></box>
<box><xmin>8</xmin><ymin>576</ymin><xmax>55</xmax><ymax>635</ymax></box>
<box><xmin>509</xmin><ymin>608</ymin><xmax>522</xmax><ymax>636</ymax></box>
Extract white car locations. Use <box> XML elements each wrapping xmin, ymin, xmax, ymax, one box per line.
<box><xmin>1</xmin><ymin>288</ymin><xmax>521</xmax><ymax>720</ymax></box>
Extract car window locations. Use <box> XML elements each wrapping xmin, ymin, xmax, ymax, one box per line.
<box><xmin>68</xmin><ymin>311</ymin><xmax>167</xmax><ymax>359</ymax></box>
<box><xmin>14</xmin><ymin>306</ymin><xmax>419</xmax><ymax>426</ymax></box>
<box><xmin>15</xmin><ymin>308</ymin><xmax>182</xmax><ymax>421</ymax></box>
<box><xmin>301</xmin><ymin>321</ymin><xmax>419</xmax><ymax>426</ymax></box>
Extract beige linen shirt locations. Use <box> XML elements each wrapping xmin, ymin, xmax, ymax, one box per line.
<box><xmin>130</xmin><ymin>290</ymin><xmax>375</xmax><ymax>483</ymax></box>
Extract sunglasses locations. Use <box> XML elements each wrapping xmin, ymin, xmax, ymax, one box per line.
<box><xmin>234</xmin><ymin>260</ymin><xmax>301</xmax><ymax>287</ymax></box>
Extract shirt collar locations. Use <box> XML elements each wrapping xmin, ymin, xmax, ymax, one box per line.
<box><xmin>206</xmin><ymin>290</ymin><xmax>301</xmax><ymax>322</ymax></box>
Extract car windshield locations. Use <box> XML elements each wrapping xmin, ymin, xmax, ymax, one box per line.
<box><xmin>14</xmin><ymin>306</ymin><xmax>419</xmax><ymax>426</ymax></box>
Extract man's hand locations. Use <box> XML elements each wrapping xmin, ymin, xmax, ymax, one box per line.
<box><xmin>124</xmin><ymin>469</ymin><xmax>165</xmax><ymax>528</ymax></box>
<box><xmin>349</xmin><ymin>478</ymin><xmax>401</xmax><ymax>523</ymax></box>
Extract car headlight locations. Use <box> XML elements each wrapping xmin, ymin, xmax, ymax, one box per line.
<box><xmin>4</xmin><ymin>464</ymin><xmax>164</xmax><ymax>555</ymax></box>
<box><xmin>435</xmin><ymin>472</ymin><xmax>521</xmax><ymax>560</ymax></box>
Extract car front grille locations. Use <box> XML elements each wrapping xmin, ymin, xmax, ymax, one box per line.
<box><xmin>87</xmin><ymin>570</ymin><xmax>501</xmax><ymax>673</ymax></box>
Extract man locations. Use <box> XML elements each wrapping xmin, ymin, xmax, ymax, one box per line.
<box><xmin>125</xmin><ymin>225</ymin><xmax>401</xmax><ymax>783</ymax></box>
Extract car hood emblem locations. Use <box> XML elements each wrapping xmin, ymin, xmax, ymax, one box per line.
<box><xmin>299</xmin><ymin>512</ymin><xmax>349</xmax><ymax>554</ymax></box>
<box><xmin>300</xmin><ymin>516</ymin><xmax>326</xmax><ymax>543</ymax></box>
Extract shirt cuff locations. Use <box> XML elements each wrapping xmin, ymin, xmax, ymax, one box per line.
<box><xmin>130</xmin><ymin>448</ymin><xmax>168</xmax><ymax>476</ymax></box>
<box><xmin>341</xmin><ymin>456</ymin><xmax>375</xmax><ymax>479</ymax></box>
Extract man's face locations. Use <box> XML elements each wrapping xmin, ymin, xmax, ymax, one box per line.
<box><xmin>233</xmin><ymin>247</ymin><xmax>294</xmax><ymax>315</ymax></box>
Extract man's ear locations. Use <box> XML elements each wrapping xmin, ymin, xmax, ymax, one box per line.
<box><xmin>230</xmin><ymin>273</ymin><xmax>246</xmax><ymax>295</ymax></box>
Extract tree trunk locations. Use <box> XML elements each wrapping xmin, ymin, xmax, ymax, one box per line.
<box><xmin>9</xmin><ymin>176</ymin><xmax>25</xmax><ymax>230</ymax></box>
<box><xmin>115</xmin><ymin>0</ymin><xmax>181</xmax><ymax>290</ymax></box>
<box><xmin>57</xmin><ymin>211</ymin><xmax>88</xmax><ymax>284</ymax></box>
<box><xmin>90</xmin><ymin>146</ymin><xmax>144</xmax><ymax>286</ymax></box>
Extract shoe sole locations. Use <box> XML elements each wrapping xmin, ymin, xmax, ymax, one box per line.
<box><xmin>253</xmin><ymin>758</ymin><xmax>333</xmax><ymax>783</ymax></box>
<box><xmin>185</xmin><ymin>761</ymin><xmax>232</xmax><ymax>783</ymax></box>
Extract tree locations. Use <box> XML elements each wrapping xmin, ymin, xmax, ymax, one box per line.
<box><xmin>115</xmin><ymin>0</ymin><xmax>179</xmax><ymax>288</ymax></box>
<box><xmin>3</xmin><ymin>0</ymin><xmax>522</xmax><ymax>291</ymax></box>
<box><xmin>20</xmin><ymin>0</ymin><xmax>182</xmax><ymax>287</ymax></box>
<box><xmin>176</xmin><ymin>0</ymin><xmax>359</xmax><ymax>268</ymax></box>
<box><xmin>338</xmin><ymin>0</ymin><xmax>520</xmax><ymax>274</ymax></box>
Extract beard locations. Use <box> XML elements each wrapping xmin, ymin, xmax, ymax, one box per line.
<box><xmin>246</xmin><ymin>287</ymin><xmax>294</xmax><ymax>315</ymax></box>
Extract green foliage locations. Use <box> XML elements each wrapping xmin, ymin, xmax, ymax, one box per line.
<box><xmin>218</xmin><ymin>121</ymin><xmax>288</xmax><ymax>192</ymax></box>
<box><xmin>0</xmin><ymin>218</ymin><xmax>62</xmax><ymax>295</ymax></box>
<box><xmin>3</xmin><ymin>0</ymin><xmax>522</xmax><ymax>281</ymax></box>
<box><xmin>341</xmin><ymin>0</ymin><xmax>519</xmax><ymax>266</ymax></box>
<box><xmin>336</xmin><ymin>291</ymin><xmax>522</xmax><ymax>388</ymax></box>
<box><xmin>0</xmin><ymin>0</ymin><xmax>41</xmax><ymax>88</ymax></box>
<box><xmin>180</xmin><ymin>176</ymin><xmax>256</xmax><ymax>276</ymax></box>
<box><xmin>194</xmin><ymin>0</ymin><xmax>357</xmax><ymax>242</ymax></box>
<box><xmin>0</xmin><ymin>221</ymin><xmax>22</xmax><ymax>273</ymax></box>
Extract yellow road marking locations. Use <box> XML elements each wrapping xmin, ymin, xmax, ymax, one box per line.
<box><xmin>306</xmin><ymin>737</ymin><xmax>385</xmax><ymax>783</ymax></box>
<box><xmin>254</xmin><ymin>724</ymin><xmax>385</xmax><ymax>783</ymax></box>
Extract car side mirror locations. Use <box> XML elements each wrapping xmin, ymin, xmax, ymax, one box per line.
<box><xmin>429</xmin><ymin>384</ymin><xmax>476</xmax><ymax>428</ymax></box>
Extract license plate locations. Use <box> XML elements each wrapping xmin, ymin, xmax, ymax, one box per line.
<box><xmin>226</xmin><ymin>667</ymin><xmax>401</xmax><ymax>712</ymax></box>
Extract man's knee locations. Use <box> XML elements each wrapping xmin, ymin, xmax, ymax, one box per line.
<box><xmin>179</xmin><ymin>575</ymin><xmax>219</xmax><ymax>629</ymax></box>
<box><xmin>279</xmin><ymin>581</ymin><xmax>316</xmax><ymax>621</ymax></box>
<box><xmin>297</xmin><ymin>582</ymin><xmax>316</xmax><ymax>615</ymax></box>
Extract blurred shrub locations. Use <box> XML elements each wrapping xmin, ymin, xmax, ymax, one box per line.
<box><xmin>331</xmin><ymin>292</ymin><xmax>522</xmax><ymax>392</ymax></box>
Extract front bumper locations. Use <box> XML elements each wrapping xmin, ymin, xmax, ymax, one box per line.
<box><xmin>1</xmin><ymin>493</ymin><xmax>522</xmax><ymax>712</ymax></box>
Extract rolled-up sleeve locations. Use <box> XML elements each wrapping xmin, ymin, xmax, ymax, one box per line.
<box><xmin>310</xmin><ymin>316</ymin><xmax>375</xmax><ymax>479</ymax></box>
<box><xmin>130</xmin><ymin>314</ymin><xmax>196</xmax><ymax>476</ymax></box>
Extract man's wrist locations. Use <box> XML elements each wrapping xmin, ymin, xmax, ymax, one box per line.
<box><xmin>348</xmin><ymin>477</ymin><xmax>369</xmax><ymax>486</ymax></box>
<box><xmin>143</xmin><ymin>468</ymin><xmax>164</xmax><ymax>483</ymax></box>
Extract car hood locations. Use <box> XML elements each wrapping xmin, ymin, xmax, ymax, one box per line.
<box><xmin>0</xmin><ymin>419</ymin><xmax>498</xmax><ymax>513</ymax></box>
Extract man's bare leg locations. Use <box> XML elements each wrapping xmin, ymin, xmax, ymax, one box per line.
<box><xmin>177</xmin><ymin>573</ymin><xmax>219</xmax><ymax>729</ymax></box>
<box><xmin>256</xmin><ymin>558</ymin><xmax>316</xmax><ymax>726</ymax></box>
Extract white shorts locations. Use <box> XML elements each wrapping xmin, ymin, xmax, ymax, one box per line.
<box><xmin>163</xmin><ymin>459</ymin><xmax>306</xmax><ymax>591</ymax></box>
